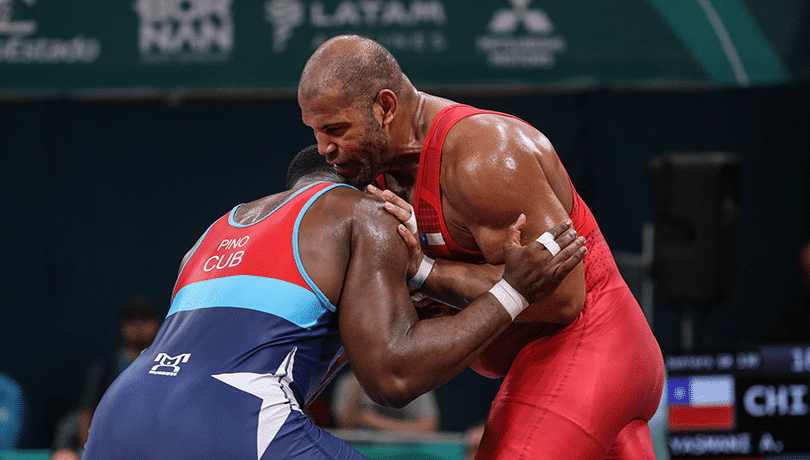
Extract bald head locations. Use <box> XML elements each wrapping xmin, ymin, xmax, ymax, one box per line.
<box><xmin>299</xmin><ymin>35</ymin><xmax>411</xmax><ymax>112</ymax></box>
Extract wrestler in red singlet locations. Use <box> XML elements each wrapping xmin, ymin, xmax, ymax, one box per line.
<box><xmin>412</xmin><ymin>105</ymin><xmax>665</xmax><ymax>460</ymax></box>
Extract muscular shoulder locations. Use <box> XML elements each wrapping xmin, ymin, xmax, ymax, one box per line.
<box><xmin>297</xmin><ymin>185</ymin><xmax>407</xmax><ymax>304</ymax></box>
<box><xmin>446</xmin><ymin>113</ymin><xmax>557</xmax><ymax>176</ymax></box>
<box><xmin>314</xmin><ymin>185</ymin><xmax>404</xmax><ymax>247</ymax></box>
<box><xmin>440</xmin><ymin>114</ymin><xmax>556</xmax><ymax>217</ymax></box>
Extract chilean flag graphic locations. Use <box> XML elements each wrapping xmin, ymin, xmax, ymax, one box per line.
<box><xmin>668</xmin><ymin>375</ymin><xmax>736</xmax><ymax>432</ymax></box>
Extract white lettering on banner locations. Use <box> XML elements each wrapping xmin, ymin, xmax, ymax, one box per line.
<box><xmin>758</xmin><ymin>432</ymin><xmax>785</xmax><ymax>454</ymax></box>
<box><xmin>791</xmin><ymin>346</ymin><xmax>810</xmax><ymax>372</ymax></box>
<box><xmin>475</xmin><ymin>0</ymin><xmax>567</xmax><ymax>69</ymax></box>
<box><xmin>0</xmin><ymin>0</ymin><xmax>101</xmax><ymax>64</ymax></box>
<box><xmin>134</xmin><ymin>0</ymin><xmax>233</xmax><ymax>63</ymax></box>
<box><xmin>665</xmin><ymin>351</ymin><xmax>761</xmax><ymax>372</ymax></box>
<box><xmin>743</xmin><ymin>384</ymin><xmax>809</xmax><ymax>417</ymax></box>
<box><xmin>736</xmin><ymin>351</ymin><xmax>761</xmax><ymax>369</ymax></box>
<box><xmin>666</xmin><ymin>354</ymin><xmax>716</xmax><ymax>371</ymax></box>
<box><xmin>668</xmin><ymin>433</ymin><xmax>752</xmax><ymax>456</ymax></box>
<box><xmin>0</xmin><ymin>0</ymin><xmax>37</xmax><ymax>35</ymax></box>
<box><xmin>264</xmin><ymin>0</ymin><xmax>447</xmax><ymax>54</ymax></box>
<box><xmin>309</xmin><ymin>0</ymin><xmax>445</xmax><ymax>27</ymax></box>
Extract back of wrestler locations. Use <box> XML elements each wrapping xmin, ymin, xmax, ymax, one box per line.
<box><xmin>83</xmin><ymin>179</ymin><xmax>363</xmax><ymax>459</ymax></box>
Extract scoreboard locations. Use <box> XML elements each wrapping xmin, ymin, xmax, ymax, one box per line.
<box><xmin>665</xmin><ymin>345</ymin><xmax>810</xmax><ymax>459</ymax></box>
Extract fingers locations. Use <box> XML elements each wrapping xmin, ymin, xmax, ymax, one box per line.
<box><xmin>550</xmin><ymin>236</ymin><xmax>588</xmax><ymax>279</ymax></box>
<box><xmin>397</xmin><ymin>224</ymin><xmax>420</xmax><ymax>250</ymax></box>
<box><xmin>505</xmin><ymin>214</ymin><xmax>527</xmax><ymax>250</ymax></box>
<box><xmin>545</xmin><ymin>219</ymin><xmax>573</xmax><ymax>239</ymax></box>
<box><xmin>533</xmin><ymin>220</ymin><xmax>576</xmax><ymax>257</ymax></box>
<box><xmin>552</xmin><ymin>227</ymin><xmax>579</xmax><ymax>252</ymax></box>
<box><xmin>398</xmin><ymin>224</ymin><xmax>424</xmax><ymax>280</ymax></box>
<box><xmin>367</xmin><ymin>184</ymin><xmax>415</xmax><ymax>226</ymax></box>
<box><xmin>366</xmin><ymin>183</ymin><xmax>385</xmax><ymax>199</ymax></box>
<box><xmin>383</xmin><ymin>201</ymin><xmax>411</xmax><ymax>223</ymax></box>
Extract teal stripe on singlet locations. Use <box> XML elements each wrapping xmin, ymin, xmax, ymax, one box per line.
<box><xmin>293</xmin><ymin>183</ymin><xmax>355</xmax><ymax>314</ymax></box>
<box><xmin>168</xmin><ymin>275</ymin><xmax>326</xmax><ymax>328</ymax></box>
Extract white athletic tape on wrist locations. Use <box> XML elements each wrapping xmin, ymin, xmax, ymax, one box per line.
<box><xmin>536</xmin><ymin>232</ymin><xmax>561</xmax><ymax>257</ymax></box>
<box><xmin>488</xmin><ymin>279</ymin><xmax>529</xmax><ymax>320</ymax></box>
<box><xmin>408</xmin><ymin>255</ymin><xmax>434</xmax><ymax>289</ymax></box>
<box><xmin>404</xmin><ymin>209</ymin><xmax>418</xmax><ymax>234</ymax></box>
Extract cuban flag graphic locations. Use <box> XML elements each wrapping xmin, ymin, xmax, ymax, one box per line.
<box><xmin>668</xmin><ymin>374</ymin><xmax>736</xmax><ymax>432</ymax></box>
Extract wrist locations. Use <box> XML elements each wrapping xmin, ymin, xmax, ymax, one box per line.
<box><xmin>408</xmin><ymin>255</ymin><xmax>434</xmax><ymax>289</ymax></box>
<box><xmin>488</xmin><ymin>279</ymin><xmax>529</xmax><ymax>320</ymax></box>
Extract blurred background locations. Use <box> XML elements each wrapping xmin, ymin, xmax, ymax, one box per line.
<box><xmin>0</xmin><ymin>0</ymin><xmax>808</xmax><ymax>458</ymax></box>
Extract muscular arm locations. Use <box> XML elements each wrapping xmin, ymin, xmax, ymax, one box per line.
<box><xmin>334</xmin><ymin>196</ymin><xmax>585</xmax><ymax>407</ymax></box>
<box><xmin>337</xmin><ymin>198</ymin><xmax>514</xmax><ymax>407</ymax></box>
<box><xmin>441</xmin><ymin>115</ymin><xmax>586</xmax><ymax>324</ymax></box>
<box><xmin>367</xmin><ymin>184</ymin><xmax>503</xmax><ymax>308</ymax></box>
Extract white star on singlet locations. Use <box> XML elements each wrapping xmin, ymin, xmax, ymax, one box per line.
<box><xmin>212</xmin><ymin>347</ymin><xmax>300</xmax><ymax>460</ymax></box>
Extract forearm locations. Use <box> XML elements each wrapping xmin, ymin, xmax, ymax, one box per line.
<box><xmin>515</xmin><ymin>264</ymin><xmax>585</xmax><ymax>324</ymax></box>
<box><xmin>344</xmin><ymin>289</ymin><xmax>513</xmax><ymax>409</ymax></box>
<box><xmin>419</xmin><ymin>258</ymin><xmax>503</xmax><ymax>309</ymax></box>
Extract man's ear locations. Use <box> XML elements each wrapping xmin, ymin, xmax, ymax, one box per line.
<box><xmin>375</xmin><ymin>89</ymin><xmax>398</xmax><ymax>127</ymax></box>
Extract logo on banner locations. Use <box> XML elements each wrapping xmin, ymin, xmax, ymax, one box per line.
<box><xmin>476</xmin><ymin>0</ymin><xmax>566</xmax><ymax>69</ymax></box>
<box><xmin>263</xmin><ymin>0</ymin><xmax>447</xmax><ymax>54</ymax></box>
<box><xmin>134</xmin><ymin>0</ymin><xmax>234</xmax><ymax>63</ymax></box>
<box><xmin>668</xmin><ymin>375</ymin><xmax>736</xmax><ymax>432</ymax></box>
<box><xmin>264</xmin><ymin>0</ymin><xmax>305</xmax><ymax>52</ymax></box>
<box><xmin>0</xmin><ymin>0</ymin><xmax>101</xmax><ymax>64</ymax></box>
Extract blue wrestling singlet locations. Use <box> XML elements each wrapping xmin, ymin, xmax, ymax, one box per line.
<box><xmin>83</xmin><ymin>182</ymin><xmax>367</xmax><ymax>460</ymax></box>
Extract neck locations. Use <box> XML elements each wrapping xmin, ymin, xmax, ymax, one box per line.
<box><xmin>386</xmin><ymin>91</ymin><xmax>451</xmax><ymax>183</ymax></box>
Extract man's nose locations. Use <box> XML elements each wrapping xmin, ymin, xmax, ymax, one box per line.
<box><xmin>315</xmin><ymin>135</ymin><xmax>337</xmax><ymax>156</ymax></box>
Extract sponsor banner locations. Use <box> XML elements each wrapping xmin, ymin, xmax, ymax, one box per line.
<box><xmin>0</xmin><ymin>0</ymin><xmax>803</xmax><ymax>94</ymax></box>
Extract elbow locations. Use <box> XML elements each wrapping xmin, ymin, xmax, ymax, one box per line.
<box><xmin>368</xmin><ymin>378</ymin><xmax>418</xmax><ymax>409</ymax></box>
<box><xmin>360</xmin><ymin>368</ymin><xmax>423</xmax><ymax>409</ymax></box>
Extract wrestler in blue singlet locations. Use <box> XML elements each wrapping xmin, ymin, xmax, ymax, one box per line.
<box><xmin>83</xmin><ymin>182</ymin><xmax>366</xmax><ymax>460</ymax></box>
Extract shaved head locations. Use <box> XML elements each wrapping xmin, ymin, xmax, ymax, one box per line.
<box><xmin>299</xmin><ymin>35</ymin><xmax>411</xmax><ymax>112</ymax></box>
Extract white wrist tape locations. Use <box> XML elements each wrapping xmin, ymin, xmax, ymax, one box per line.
<box><xmin>404</xmin><ymin>209</ymin><xmax>418</xmax><ymax>234</ymax></box>
<box><xmin>488</xmin><ymin>279</ymin><xmax>529</xmax><ymax>320</ymax></box>
<box><xmin>408</xmin><ymin>255</ymin><xmax>434</xmax><ymax>289</ymax></box>
<box><xmin>536</xmin><ymin>232</ymin><xmax>561</xmax><ymax>257</ymax></box>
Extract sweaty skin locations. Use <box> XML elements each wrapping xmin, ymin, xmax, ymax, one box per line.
<box><xmin>299</xmin><ymin>40</ymin><xmax>584</xmax><ymax>327</ymax></box>
<box><xmin>223</xmin><ymin>178</ymin><xmax>585</xmax><ymax>407</ymax></box>
<box><xmin>298</xmin><ymin>36</ymin><xmax>664</xmax><ymax>460</ymax></box>
<box><xmin>82</xmin><ymin>142</ymin><xmax>588</xmax><ymax>460</ymax></box>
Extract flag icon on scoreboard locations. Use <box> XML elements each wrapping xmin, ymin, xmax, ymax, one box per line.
<box><xmin>668</xmin><ymin>375</ymin><xmax>735</xmax><ymax>431</ymax></box>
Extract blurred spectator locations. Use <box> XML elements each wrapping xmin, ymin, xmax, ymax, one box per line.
<box><xmin>50</xmin><ymin>447</ymin><xmax>81</xmax><ymax>460</ymax></box>
<box><xmin>463</xmin><ymin>422</ymin><xmax>485</xmax><ymax>460</ymax></box>
<box><xmin>53</xmin><ymin>296</ymin><xmax>161</xmax><ymax>449</ymax></box>
<box><xmin>0</xmin><ymin>372</ymin><xmax>27</xmax><ymax>449</ymax></box>
<box><xmin>331</xmin><ymin>368</ymin><xmax>439</xmax><ymax>433</ymax></box>
<box><xmin>763</xmin><ymin>241</ymin><xmax>810</xmax><ymax>343</ymax></box>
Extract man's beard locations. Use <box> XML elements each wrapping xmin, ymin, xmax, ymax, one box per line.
<box><xmin>343</xmin><ymin>123</ymin><xmax>390</xmax><ymax>189</ymax></box>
